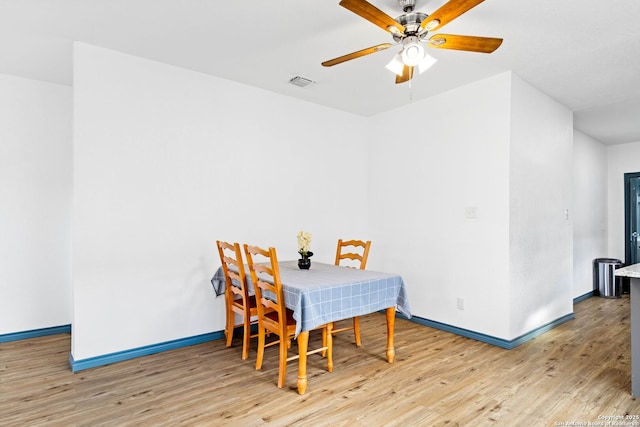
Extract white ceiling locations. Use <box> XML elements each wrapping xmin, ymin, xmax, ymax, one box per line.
<box><xmin>1</xmin><ymin>0</ymin><xmax>639</xmax><ymax>145</ymax></box>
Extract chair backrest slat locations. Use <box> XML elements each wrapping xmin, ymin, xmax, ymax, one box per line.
<box><xmin>335</xmin><ymin>239</ymin><xmax>372</xmax><ymax>270</ymax></box>
<box><xmin>217</xmin><ymin>240</ymin><xmax>250</xmax><ymax>302</ymax></box>
<box><xmin>244</xmin><ymin>244</ymin><xmax>288</xmax><ymax>331</ymax></box>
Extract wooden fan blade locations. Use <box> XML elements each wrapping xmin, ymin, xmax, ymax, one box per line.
<box><xmin>322</xmin><ymin>43</ymin><xmax>392</xmax><ymax>67</ymax></box>
<box><xmin>428</xmin><ymin>34</ymin><xmax>503</xmax><ymax>53</ymax></box>
<box><xmin>339</xmin><ymin>0</ymin><xmax>405</xmax><ymax>34</ymax></box>
<box><xmin>395</xmin><ymin>65</ymin><xmax>414</xmax><ymax>84</ymax></box>
<box><xmin>420</xmin><ymin>0</ymin><xmax>484</xmax><ymax>32</ymax></box>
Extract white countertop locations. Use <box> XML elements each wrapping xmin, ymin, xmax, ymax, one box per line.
<box><xmin>615</xmin><ymin>263</ymin><xmax>640</xmax><ymax>278</ymax></box>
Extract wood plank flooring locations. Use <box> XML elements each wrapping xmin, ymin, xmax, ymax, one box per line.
<box><xmin>1</xmin><ymin>296</ymin><xmax>639</xmax><ymax>426</ymax></box>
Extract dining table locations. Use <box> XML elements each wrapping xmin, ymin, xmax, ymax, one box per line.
<box><xmin>211</xmin><ymin>260</ymin><xmax>411</xmax><ymax>394</ymax></box>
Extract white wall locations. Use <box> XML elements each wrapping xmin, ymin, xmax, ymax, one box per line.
<box><xmin>2</xmin><ymin>41</ymin><xmax>592</xmax><ymax>356</ymax></box>
<box><xmin>72</xmin><ymin>43</ymin><xmax>369</xmax><ymax>360</ymax></box>
<box><xmin>0</xmin><ymin>74</ymin><xmax>72</xmax><ymax>334</ymax></box>
<box><xmin>573</xmin><ymin>131</ymin><xmax>607</xmax><ymax>296</ymax></box>
<box><xmin>508</xmin><ymin>74</ymin><xmax>574</xmax><ymax>338</ymax></box>
<box><xmin>607</xmin><ymin>140</ymin><xmax>640</xmax><ymax>261</ymax></box>
<box><xmin>369</xmin><ymin>72</ymin><xmax>574</xmax><ymax>341</ymax></box>
<box><xmin>369</xmin><ymin>72</ymin><xmax>513</xmax><ymax>339</ymax></box>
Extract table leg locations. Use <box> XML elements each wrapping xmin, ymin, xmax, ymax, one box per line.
<box><xmin>297</xmin><ymin>330</ymin><xmax>309</xmax><ymax>395</ymax></box>
<box><xmin>326</xmin><ymin>322</ymin><xmax>333</xmax><ymax>373</ymax></box>
<box><xmin>386</xmin><ymin>307</ymin><xmax>395</xmax><ymax>363</ymax></box>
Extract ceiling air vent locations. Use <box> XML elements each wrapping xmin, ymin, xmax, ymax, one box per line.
<box><xmin>288</xmin><ymin>76</ymin><xmax>314</xmax><ymax>88</ymax></box>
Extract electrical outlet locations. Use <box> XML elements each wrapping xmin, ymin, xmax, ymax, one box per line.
<box><xmin>457</xmin><ymin>297</ymin><xmax>465</xmax><ymax>310</ymax></box>
<box><xmin>465</xmin><ymin>206</ymin><xmax>478</xmax><ymax>219</ymax></box>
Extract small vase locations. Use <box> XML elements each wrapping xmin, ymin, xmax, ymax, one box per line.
<box><xmin>298</xmin><ymin>258</ymin><xmax>311</xmax><ymax>270</ymax></box>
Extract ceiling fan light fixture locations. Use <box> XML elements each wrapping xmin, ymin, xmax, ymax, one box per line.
<box><xmin>417</xmin><ymin>52</ymin><xmax>437</xmax><ymax>74</ymax></box>
<box><xmin>401</xmin><ymin>38</ymin><xmax>424</xmax><ymax>66</ymax></box>
<box><xmin>385</xmin><ymin>53</ymin><xmax>405</xmax><ymax>76</ymax></box>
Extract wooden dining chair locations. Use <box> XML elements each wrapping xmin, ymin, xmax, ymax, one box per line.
<box><xmin>216</xmin><ymin>240</ymin><xmax>258</xmax><ymax>360</ymax></box>
<box><xmin>331</xmin><ymin>239</ymin><xmax>372</xmax><ymax>347</ymax></box>
<box><xmin>243</xmin><ymin>244</ymin><xmax>332</xmax><ymax>389</ymax></box>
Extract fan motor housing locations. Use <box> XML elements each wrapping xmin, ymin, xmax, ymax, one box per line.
<box><xmin>392</xmin><ymin>12</ymin><xmax>428</xmax><ymax>41</ymax></box>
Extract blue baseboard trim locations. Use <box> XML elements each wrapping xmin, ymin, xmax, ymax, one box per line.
<box><xmin>69</xmin><ymin>330</ymin><xmax>226</xmax><ymax>372</ymax></box>
<box><xmin>0</xmin><ymin>324</ymin><xmax>71</xmax><ymax>343</ymax></box>
<box><xmin>408</xmin><ymin>312</ymin><xmax>575</xmax><ymax>350</ymax></box>
<box><xmin>574</xmin><ymin>291</ymin><xmax>595</xmax><ymax>304</ymax></box>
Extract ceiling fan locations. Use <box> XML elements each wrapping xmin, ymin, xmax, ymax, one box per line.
<box><xmin>322</xmin><ymin>0</ymin><xmax>503</xmax><ymax>84</ymax></box>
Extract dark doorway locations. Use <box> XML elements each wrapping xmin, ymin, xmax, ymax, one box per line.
<box><xmin>624</xmin><ymin>172</ymin><xmax>640</xmax><ymax>268</ymax></box>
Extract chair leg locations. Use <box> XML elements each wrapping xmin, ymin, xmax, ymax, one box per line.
<box><xmin>225</xmin><ymin>307</ymin><xmax>234</xmax><ymax>348</ymax></box>
<box><xmin>241</xmin><ymin>314</ymin><xmax>251</xmax><ymax>360</ymax></box>
<box><xmin>321</xmin><ymin>322</ymin><xmax>336</xmax><ymax>357</ymax></box>
<box><xmin>353</xmin><ymin>316</ymin><xmax>361</xmax><ymax>347</ymax></box>
<box><xmin>255</xmin><ymin>327</ymin><xmax>266</xmax><ymax>370</ymax></box>
<box><xmin>277</xmin><ymin>337</ymin><xmax>288</xmax><ymax>388</ymax></box>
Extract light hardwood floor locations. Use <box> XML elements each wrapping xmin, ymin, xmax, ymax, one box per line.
<box><xmin>1</xmin><ymin>296</ymin><xmax>639</xmax><ymax>426</ymax></box>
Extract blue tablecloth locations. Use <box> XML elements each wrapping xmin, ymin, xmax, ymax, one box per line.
<box><xmin>211</xmin><ymin>261</ymin><xmax>411</xmax><ymax>337</ymax></box>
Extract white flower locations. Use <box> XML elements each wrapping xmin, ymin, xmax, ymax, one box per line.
<box><xmin>297</xmin><ymin>231</ymin><xmax>312</xmax><ymax>256</ymax></box>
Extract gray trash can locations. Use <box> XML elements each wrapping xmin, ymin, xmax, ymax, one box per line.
<box><xmin>593</xmin><ymin>258</ymin><xmax>622</xmax><ymax>298</ymax></box>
